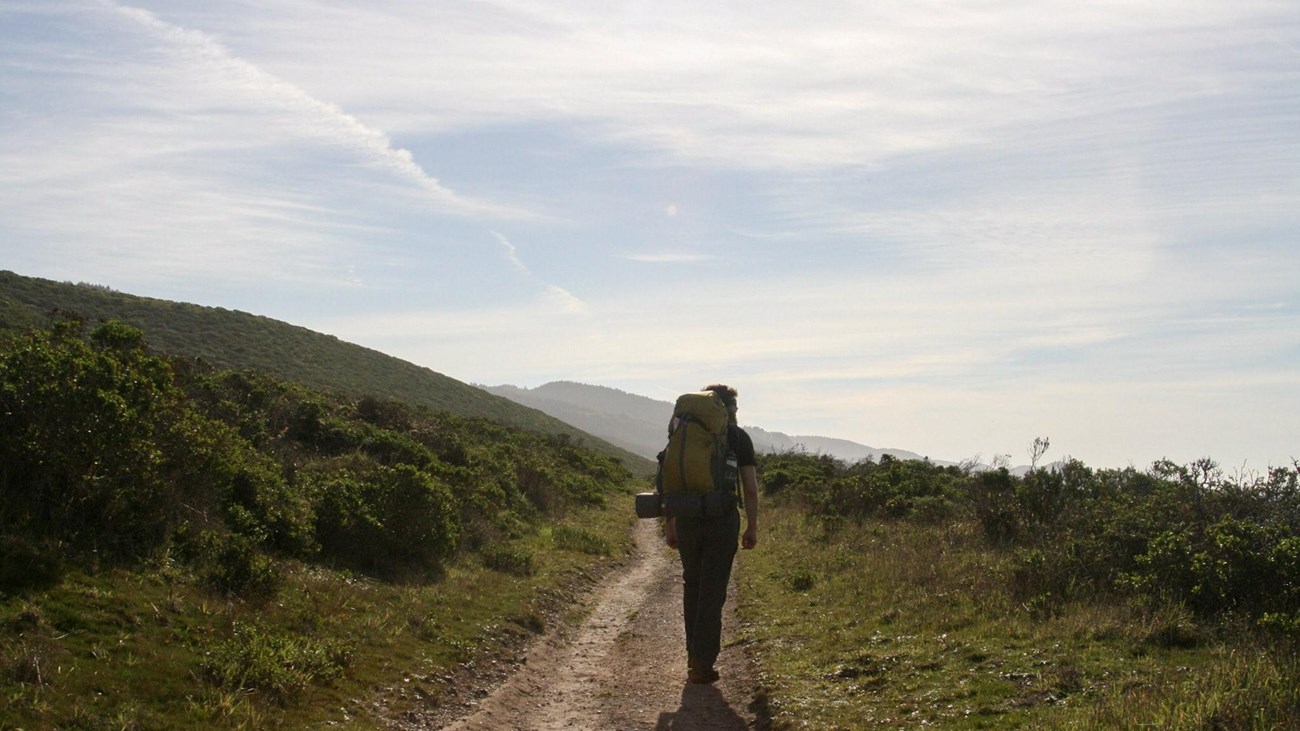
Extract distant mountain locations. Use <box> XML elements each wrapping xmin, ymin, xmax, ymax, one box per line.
<box><xmin>482</xmin><ymin>382</ymin><xmax>671</xmax><ymax>459</ymax></box>
<box><xmin>485</xmin><ymin>381</ymin><xmax>933</xmax><ymax>464</ymax></box>
<box><xmin>0</xmin><ymin>271</ymin><xmax>652</xmax><ymax>472</ymax></box>
<box><xmin>742</xmin><ymin>426</ymin><xmax>931</xmax><ymax>463</ymax></box>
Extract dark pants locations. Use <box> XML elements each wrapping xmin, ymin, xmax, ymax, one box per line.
<box><xmin>675</xmin><ymin>508</ymin><xmax>740</xmax><ymax>672</ymax></box>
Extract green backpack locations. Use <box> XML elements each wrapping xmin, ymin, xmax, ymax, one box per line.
<box><xmin>659</xmin><ymin>391</ymin><xmax>734</xmax><ymax>495</ymax></box>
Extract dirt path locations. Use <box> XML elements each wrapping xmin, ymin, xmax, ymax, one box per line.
<box><xmin>432</xmin><ymin>520</ymin><xmax>765</xmax><ymax>730</ymax></box>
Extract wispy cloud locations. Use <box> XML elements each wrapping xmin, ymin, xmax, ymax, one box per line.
<box><xmin>490</xmin><ymin>231</ymin><xmax>589</xmax><ymax>316</ymax></box>
<box><xmin>242</xmin><ymin>0</ymin><xmax>1296</xmax><ymax>173</ymax></box>
<box><xmin>3</xmin><ymin>0</ymin><xmax>1296</xmax><ymax>469</ymax></box>
<box><xmin>494</xmin><ymin>231</ymin><xmax>530</xmax><ymax>274</ymax></box>
<box><xmin>543</xmin><ymin>285</ymin><xmax>589</xmax><ymax>316</ymax></box>
<box><xmin>98</xmin><ymin>0</ymin><xmax>525</xmax><ymax>220</ymax></box>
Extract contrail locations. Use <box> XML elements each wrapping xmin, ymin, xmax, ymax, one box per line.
<box><xmin>99</xmin><ymin>0</ymin><xmax>529</xmax><ymax>220</ymax></box>
<box><xmin>492</xmin><ymin>231</ymin><xmax>589</xmax><ymax>315</ymax></box>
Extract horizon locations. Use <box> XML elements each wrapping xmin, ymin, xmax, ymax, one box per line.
<box><xmin>2</xmin><ymin>1</ymin><xmax>1297</xmax><ymax>471</ymax></box>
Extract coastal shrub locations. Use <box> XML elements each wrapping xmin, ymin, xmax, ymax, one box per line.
<box><xmin>0</xmin><ymin>321</ymin><xmax>183</xmax><ymax>558</ymax></box>
<box><xmin>196</xmin><ymin>531</ymin><xmax>281</xmax><ymax>598</ymax></box>
<box><xmin>308</xmin><ymin>465</ymin><xmax>457</xmax><ymax>577</ymax></box>
<box><xmin>764</xmin><ymin>450</ymin><xmax>1300</xmax><ymax>626</ymax></box>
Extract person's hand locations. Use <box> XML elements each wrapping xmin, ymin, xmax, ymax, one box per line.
<box><xmin>742</xmin><ymin>524</ymin><xmax>758</xmax><ymax>550</ymax></box>
<box><xmin>665</xmin><ymin>518</ymin><xmax>678</xmax><ymax>549</ymax></box>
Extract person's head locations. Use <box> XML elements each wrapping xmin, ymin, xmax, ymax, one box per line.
<box><xmin>703</xmin><ymin>383</ymin><xmax>739</xmax><ymax>424</ymax></box>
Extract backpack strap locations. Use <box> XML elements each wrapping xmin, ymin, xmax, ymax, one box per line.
<box><xmin>726</xmin><ymin>424</ymin><xmax>743</xmax><ymax>509</ymax></box>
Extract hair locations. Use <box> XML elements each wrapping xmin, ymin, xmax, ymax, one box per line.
<box><xmin>703</xmin><ymin>384</ymin><xmax>738</xmax><ymax>410</ymax></box>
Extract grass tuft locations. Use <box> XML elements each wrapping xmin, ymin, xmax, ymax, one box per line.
<box><xmin>480</xmin><ymin>542</ymin><xmax>536</xmax><ymax>576</ymax></box>
<box><xmin>201</xmin><ymin>621</ymin><xmax>352</xmax><ymax>702</ymax></box>
<box><xmin>551</xmin><ymin>524</ymin><xmax>615</xmax><ymax>556</ymax></box>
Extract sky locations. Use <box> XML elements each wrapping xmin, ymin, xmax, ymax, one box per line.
<box><xmin>2</xmin><ymin>0</ymin><xmax>1297</xmax><ymax>471</ymax></box>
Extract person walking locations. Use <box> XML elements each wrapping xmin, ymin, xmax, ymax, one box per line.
<box><xmin>663</xmin><ymin>383</ymin><xmax>759</xmax><ymax>684</ymax></box>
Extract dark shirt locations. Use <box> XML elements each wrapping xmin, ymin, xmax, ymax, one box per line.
<box><xmin>729</xmin><ymin>425</ymin><xmax>756</xmax><ymax>468</ymax></box>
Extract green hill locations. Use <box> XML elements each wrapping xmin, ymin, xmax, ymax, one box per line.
<box><xmin>0</xmin><ymin>304</ymin><xmax>641</xmax><ymax>729</ymax></box>
<box><xmin>0</xmin><ymin>270</ymin><xmax>650</xmax><ymax>472</ymax></box>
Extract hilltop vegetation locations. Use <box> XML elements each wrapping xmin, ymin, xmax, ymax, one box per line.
<box><xmin>741</xmin><ymin>451</ymin><xmax>1300</xmax><ymax>728</ymax></box>
<box><xmin>0</xmin><ymin>317</ymin><xmax>636</xmax><ymax>728</ymax></box>
<box><xmin>0</xmin><ymin>271</ymin><xmax>650</xmax><ymax>473</ymax></box>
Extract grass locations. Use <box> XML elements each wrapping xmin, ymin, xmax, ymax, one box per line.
<box><xmin>549</xmin><ymin>524</ymin><xmax>618</xmax><ymax>557</ymax></box>
<box><xmin>735</xmin><ymin>502</ymin><xmax>1300</xmax><ymax>729</ymax></box>
<box><xmin>0</xmin><ymin>492</ymin><xmax>638</xmax><ymax>730</ymax></box>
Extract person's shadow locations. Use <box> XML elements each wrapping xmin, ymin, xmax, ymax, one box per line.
<box><xmin>654</xmin><ymin>683</ymin><xmax>751</xmax><ymax>730</ymax></box>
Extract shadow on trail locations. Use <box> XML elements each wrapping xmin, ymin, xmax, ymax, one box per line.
<box><xmin>655</xmin><ymin>683</ymin><xmax>767</xmax><ymax>730</ymax></box>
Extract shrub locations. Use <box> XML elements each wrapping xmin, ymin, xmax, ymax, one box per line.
<box><xmin>309</xmin><ymin>465</ymin><xmax>458</xmax><ymax>577</ymax></box>
<box><xmin>0</xmin><ymin>536</ymin><xmax>64</xmax><ymax>593</ymax></box>
<box><xmin>755</xmin><ymin>450</ymin><xmax>1300</xmax><ymax>627</ymax></box>
<box><xmin>0</xmin><ymin>317</ymin><xmax>627</xmax><ymax>593</ymax></box>
<box><xmin>198</xmin><ymin>531</ymin><xmax>281</xmax><ymax>598</ymax></box>
<box><xmin>758</xmin><ymin>451</ymin><xmax>841</xmax><ymax>497</ymax></box>
<box><xmin>970</xmin><ymin>468</ymin><xmax>1021</xmax><ymax>545</ymax></box>
<box><xmin>0</xmin><ymin>321</ymin><xmax>181</xmax><ymax>557</ymax></box>
<box><xmin>375</xmin><ymin>465</ymin><xmax>459</xmax><ymax>566</ymax></box>
<box><xmin>162</xmin><ymin>409</ymin><xmax>316</xmax><ymax>555</ymax></box>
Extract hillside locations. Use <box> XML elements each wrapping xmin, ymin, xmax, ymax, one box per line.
<box><xmin>0</xmin><ymin>271</ymin><xmax>650</xmax><ymax>472</ymax></box>
<box><xmin>0</xmin><ymin>316</ymin><xmax>641</xmax><ymax>729</ymax></box>
<box><xmin>486</xmin><ymin>380</ymin><xmax>931</xmax><ymax>463</ymax></box>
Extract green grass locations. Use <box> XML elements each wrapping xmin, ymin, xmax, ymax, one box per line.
<box><xmin>0</xmin><ymin>493</ymin><xmax>638</xmax><ymax>730</ymax></box>
<box><xmin>736</xmin><ymin>503</ymin><xmax>1300</xmax><ymax>729</ymax></box>
<box><xmin>549</xmin><ymin>524</ymin><xmax>618</xmax><ymax>557</ymax></box>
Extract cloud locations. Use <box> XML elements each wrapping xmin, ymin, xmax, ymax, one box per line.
<box><xmin>4</xmin><ymin>0</ymin><xmax>1296</xmax><ymax>470</ymax></box>
<box><xmin>489</xmin><ymin>231</ymin><xmax>590</xmax><ymax>315</ymax></box>
<box><xmin>239</xmin><ymin>0</ymin><xmax>1294</xmax><ymax>172</ymax></box>
<box><xmin>97</xmin><ymin>0</ymin><xmax>527</xmax><ymax>219</ymax></box>
<box><xmin>493</xmin><ymin>231</ymin><xmax>529</xmax><ymax>273</ymax></box>
<box><xmin>544</xmin><ymin>285</ymin><xmax>589</xmax><ymax>316</ymax></box>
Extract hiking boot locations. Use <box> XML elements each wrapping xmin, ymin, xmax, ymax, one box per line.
<box><xmin>688</xmin><ymin>667</ymin><xmax>720</xmax><ymax>684</ymax></box>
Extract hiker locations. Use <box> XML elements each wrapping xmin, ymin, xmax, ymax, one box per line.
<box><xmin>663</xmin><ymin>383</ymin><xmax>759</xmax><ymax>685</ymax></box>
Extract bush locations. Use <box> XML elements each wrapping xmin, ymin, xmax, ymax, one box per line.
<box><xmin>0</xmin><ymin>318</ymin><xmax>627</xmax><ymax>593</ymax></box>
<box><xmin>758</xmin><ymin>451</ymin><xmax>841</xmax><ymax>497</ymax></box>
<box><xmin>309</xmin><ymin>465</ymin><xmax>458</xmax><ymax>577</ymax></box>
<box><xmin>197</xmin><ymin>531</ymin><xmax>281</xmax><ymax>598</ymax></box>
<box><xmin>758</xmin><ymin>450</ymin><xmax>1300</xmax><ymax>627</ymax></box>
<box><xmin>0</xmin><ymin>536</ymin><xmax>64</xmax><ymax>593</ymax></box>
<box><xmin>0</xmin><ymin>321</ymin><xmax>183</xmax><ymax>557</ymax></box>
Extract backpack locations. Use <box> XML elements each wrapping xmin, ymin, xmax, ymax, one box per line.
<box><xmin>658</xmin><ymin>391</ymin><xmax>736</xmax><ymax>495</ymax></box>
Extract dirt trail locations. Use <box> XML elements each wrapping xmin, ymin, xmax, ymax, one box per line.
<box><xmin>433</xmin><ymin>519</ymin><xmax>764</xmax><ymax>730</ymax></box>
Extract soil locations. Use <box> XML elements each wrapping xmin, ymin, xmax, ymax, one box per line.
<box><xmin>388</xmin><ymin>519</ymin><xmax>769</xmax><ymax>730</ymax></box>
